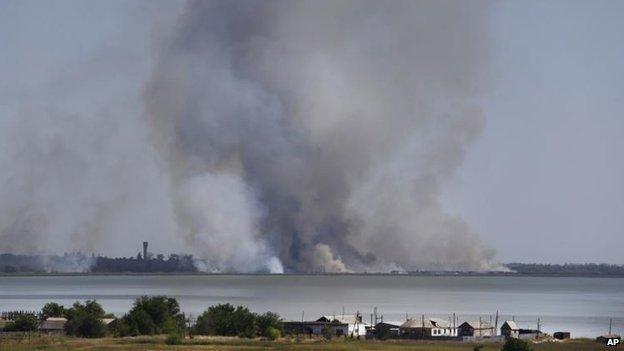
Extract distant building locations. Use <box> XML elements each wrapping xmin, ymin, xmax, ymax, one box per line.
<box><xmin>100</xmin><ymin>318</ymin><xmax>116</xmax><ymax>326</ymax></box>
<box><xmin>142</xmin><ymin>241</ymin><xmax>148</xmax><ymax>261</ymax></box>
<box><xmin>283</xmin><ymin>320</ymin><xmax>348</xmax><ymax>337</ymax></box>
<box><xmin>400</xmin><ymin>317</ymin><xmax>458</xmax><ymax>339</ymax></box>
<box><xmin>553</xmin><ymin>331</ymin><xmax>571</xmax><ymax>340</ymax></box>
<box><xmin>370</xmin><ymin>321</ymin><xmax>402</xmax><ymax>339</ymax></box>
<box><xmin>316</xmin><ymin>315</ymin><xmax>367</xmax><ymax>337</ymax></box>
<box><xmin>40</xmin><ymin>317</ymin><xmax>67</xmax><ymax>333</ymax></box>
<box><xmin>458</xmin><ymin>320</ymin><xmax>495</xmax><ymax>337</ymax></box>
<box><xmin>501</xmin><ymin>321</ymin><xmax>541</xmax><ymax>340</ymax></box>
<box><xmin>501</xmin><ymin>321</ymin><xmax>520</xmax><ymax>338</ymax></box>
<box><xmin>283</xmin><ymin>314</ymin><xmax>368</xmax><ymax>338</ymax></box>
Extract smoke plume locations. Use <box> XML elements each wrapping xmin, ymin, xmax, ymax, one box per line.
<box><xmin>0</xmin><ymin>0</ymin><xmax>500</xmax><ymax>272</ymax></box>
<box><xmin>144</xmin><ymin>0</ymin><xmax>499</xmax><ymax>272</ymax></box>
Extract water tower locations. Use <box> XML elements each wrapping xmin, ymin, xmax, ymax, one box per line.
<box><xmin>142</xmin><ymin>241</ymin><xmax>148</xmax><ymax>261</ymax></box>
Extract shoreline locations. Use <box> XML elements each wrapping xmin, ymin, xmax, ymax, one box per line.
<box><xmin>2</xmin><ymin>272</ymin><xmax>624</xmax><ymax>278</ymax></box>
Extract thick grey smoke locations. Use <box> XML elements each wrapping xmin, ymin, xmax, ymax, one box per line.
<box><xmin>144</xmin><ymin>0</ymin><xmax>500</xmax><ymax>272</ymax></box>
<box><xmin>0</xmin><ymin>0</ymin><xmax>499</xmax><ymax>273</ymax></box>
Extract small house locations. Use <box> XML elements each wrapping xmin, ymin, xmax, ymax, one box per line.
<box><xmin>501</xmin><ymin>321</ymin><xmax>520</xmax><ymax>338</ymax></box>
<box><xmin>317</xmin><ymin>314</ymin><xmax>367</xmax><ymax>338</ymax></box>
<box><xmin>371</xmin><ymin>321</ymin><xmax>402</xmax><ymax>339</ymax></box>
<box><xmin>400</xmin><ymin>318</ymin><xmax>458</xmax><ymax>339</ymax></box>
<box><xmin>458</xmin><ymin>320</ymin><xmax>495</xmax><ymax>337</ymax></box>
<box><xmin>40</xmin><ymin>317</ymin><xmax>67</xmax><ymax>333</ymax></box>
<box><xmin>283</xmin><ymin>320</ymin><xmax>348</xmax><ymax>337</ymax></box>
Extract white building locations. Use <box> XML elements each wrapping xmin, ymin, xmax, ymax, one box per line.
<box><xmin>317</xmin><ymin>314</ymin><xmax>368</xmax><ymax>338</ymax></box>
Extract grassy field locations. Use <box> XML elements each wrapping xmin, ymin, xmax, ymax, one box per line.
<box><xmin>0</xmin><ymin>335</ymin><xmax>605</xmax><ymax>351</ymax></box>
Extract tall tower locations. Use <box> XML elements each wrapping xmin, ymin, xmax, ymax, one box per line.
<box><xmin>143</xmin><ymin>241</ymin><xmax>148</xmax><ymax>261</ymax></box>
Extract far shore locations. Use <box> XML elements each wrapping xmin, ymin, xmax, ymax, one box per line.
<box><xmin>2</xmin><ymin>271</ymin><xmax>624</xmax><ymax>278</ymax></box>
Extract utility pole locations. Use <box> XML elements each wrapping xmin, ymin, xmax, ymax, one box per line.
<box><xmin>609</xmin><ymin>318</ymin><xmax>613</xmax><ymax>335</ymax></box>
<box><xmin>301</xmin><ymin>311</ymin><xmax>304</xmax><ymax>323</ymax></box>
<box><xmin>494</xmin><ymin>310</ymin><xmax>499</xmax><ymax>336</ymax></box>
<box><xmin>374</xmin><ymin>306</ymin><xmax>378</xmax><ymax>325</ymax></box>
<box><xmin>479</xmin><ymin>317</ymin><xmax>483</xmax><ymax>337</ymax></box>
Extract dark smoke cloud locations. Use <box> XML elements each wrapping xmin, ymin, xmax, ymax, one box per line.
<box><xmin>144</xmin><ymin>0</ymin><xmax>501</xmax><ymax>272</ymax></box>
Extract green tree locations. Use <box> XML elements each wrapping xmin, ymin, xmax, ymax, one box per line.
<box><xmin>502</xmin><ymin>338</ymin><xmax>532</xmax><ymax>351</ymax></box>
<box><xmin>4</xmin><ymin>314</ymin><xmax>39</xmax><ymax>332</ymax></box>
<box><xmin>64</xmin><ymin>300</ymin><xmax>107</xmax><ymax>338</ymax></box>
<box><xmin>194</xmin><ymin>303</ymin><xmax>256</xmax><ymax>337</ymax></box>
<box><xmin>42</xmin><ymin>302</ymin><xmax>67</xmax><ymax>319</ymax></box>
<box><xmin>112</xmin><ymin>296</ymin><xmax>184</xmax><ymax>336</ymax></box>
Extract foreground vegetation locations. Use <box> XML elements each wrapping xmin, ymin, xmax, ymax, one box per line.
<box><xmin>0</xmin><ymin>334</ymin><xmax>600</xmax><ymax>351</ymax></box>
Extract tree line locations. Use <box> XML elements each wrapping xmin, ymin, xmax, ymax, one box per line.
<box><xmin>0</xmin><ymin>296</ymin><xmax>282</xmax><ymax>342</ymax></box>
<box><xmin>506</xmin><ymin>263</ymin><xmax>624</xmax><ymax>276</ymax></box>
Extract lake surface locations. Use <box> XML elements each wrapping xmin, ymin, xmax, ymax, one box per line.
<box><xmin>0</xmin><ymin>275</ymin><xmax>622</xmax><ymax>337</ymax></box>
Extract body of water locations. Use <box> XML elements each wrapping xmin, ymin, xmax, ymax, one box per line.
<box><xmin>0</xmin><ymin>274</ymin><xmax>622</xmax><ymax>338</ymax></box>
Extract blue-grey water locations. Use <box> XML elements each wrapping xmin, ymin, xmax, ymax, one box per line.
<box><xmin>0</xmin><ymin>275</ymin><xmax>622</xmax><ymax>338</ymax></box>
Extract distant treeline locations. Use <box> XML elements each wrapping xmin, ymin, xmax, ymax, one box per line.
<box><xmin>506</xmin><ymin>263</ymin><xmax>624</xmax><ymax>276</ymax></box>
<box><xmin>0</xmin><ymin>253</ymin><xmax>197</xmax><ymax>274</ymax></box>
<box><xmin>91</xmin><ymin>254</ymin><xmax>197</xmax><ymax>273</ymax></box>
<box><xmin>1</xmin><ymin>252</ymin><xmax>623</xmax><ymax>275</ymax></box>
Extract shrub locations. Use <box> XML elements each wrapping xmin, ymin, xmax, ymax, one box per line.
<box><xmin>265</xmin><ymin>326</ymin><xmax>281</xmax><ymax>340</ymax></box>
<box><xmin>321</xmin><ymin>325</ymin><xmax>333</xmax><ymax>340</ymax></box>
<box><xmin>4</xmin><ymin>314</ymin><xmax>39</xmax><ymax>332</ymax></box>
<box><xmin>165</xmin><ymin>332</ymin><xmax>183</xmax><ymax>345</ymax></box>
<box><xmin>502</xmin><ymin>338</ymin><xmax>532</xmax><ymax>351</ymax></box>
<box><xmin>256</xmin><ymin>312</ymin><xmax>283</xmax><ymax>337</ymax></box>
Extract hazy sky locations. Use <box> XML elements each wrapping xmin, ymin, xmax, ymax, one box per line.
<box><xmin>1</xmin><ymin>0</ymin><xmax>622</xmax><ymax>264</ymax></box>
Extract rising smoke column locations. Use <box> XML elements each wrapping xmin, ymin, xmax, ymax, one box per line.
<box><xmin>145</xmin><ymin>0</ymin><xmax>500</xmax><ymax>272</ymax></box>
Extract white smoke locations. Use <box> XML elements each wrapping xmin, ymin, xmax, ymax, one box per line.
<box><xmin>177</xmin><ymin>173</ymin><xmax>280</xmax><ymax>272</ymax></box>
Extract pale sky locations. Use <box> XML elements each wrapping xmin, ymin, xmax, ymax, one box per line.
<box><xmin>1</xmin><ymin>0</ymin><xmax>622</xmax><ymax>264</ymax></box>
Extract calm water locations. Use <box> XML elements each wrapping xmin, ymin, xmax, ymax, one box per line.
<box><xmin>0</xmin><ymin>275</ymin><xmax>622</xmax><ymax>337</ymax></box>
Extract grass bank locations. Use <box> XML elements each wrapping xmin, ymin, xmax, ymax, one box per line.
<box><xmin>0</xmin><ymin>334</ymin><xmax>600</xmax><ymax>351</ymax></box>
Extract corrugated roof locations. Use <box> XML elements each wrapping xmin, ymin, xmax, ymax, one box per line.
<box><xmin>460</xmin><ymin>321</ymin><xmax>494</xmax><ymax>329</ymax></box>
<box><xmin>502</xmin><ymin>321</ymin><xmax>519</xmax><ymax>330</ymax></box>
<box><xmin>401</xmin><ymin>318</ymin><xmax>450</xmax><ymax>329</ymax></box>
